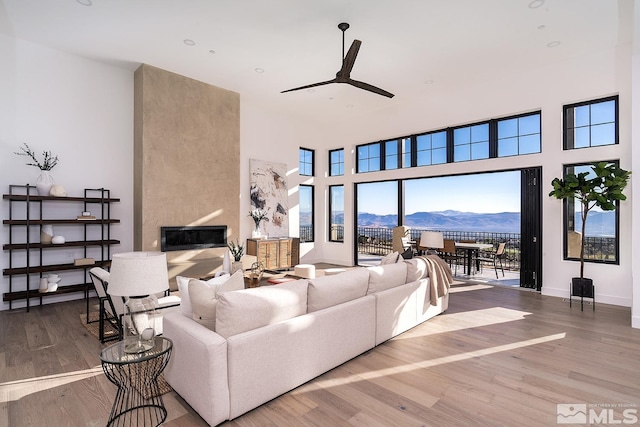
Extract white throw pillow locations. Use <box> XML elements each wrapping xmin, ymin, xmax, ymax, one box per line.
<box><xmin>307</xmin><ymin>268</ymin><xmax>370</xmax><ymax>312</ymax></box>
<box><xmin>404</xmin><ymin>258</ymin><xmax>429</xmax><ymax>282</ymax></box>
<box><xmin>188</xmin><ymin>271</ymin><xmax>244</xmax><ymax>330</ymax></box>
<box><xmin>177</xmin><ymin>272</ymin><xmax>231</xmax><ymax>317</ymax></box>
<box><xmin>367</xmin><ymin>262</ymin><xmax>408</xmax><ymax>294</ymax></box>
<box><xmin>215</xmin><ymin>279</ymin><xmax>308</xmax><ymax>338</ymax></box>
<box><xmin>380</xmin><ymin>251</ymin><xmax>401</xmax><ymax>265</ymax></box>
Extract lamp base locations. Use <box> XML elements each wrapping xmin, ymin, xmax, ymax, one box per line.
<box><xmin>123</xmin><ymin>296</ymin><xmax>157</xmax><ymax>353</ymax></box>
<box><xmin>123</xmin><ymin>336</ymin><xmax>155</xmax><ymax>354</ymax></box>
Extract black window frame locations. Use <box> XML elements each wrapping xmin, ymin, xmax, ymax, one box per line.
<box><xmin>562</xmin><ymin>160</ymin><xmax>621</xmax><ymax>265</ymax></box>
<box><xmin>328</xmin><ymin>185</ymin><xmax>344</xmax><ymax>242</ymax></box>
<box><xmin>497</xmin><ymin>111</ymin><xmax>542</xmax><ymax>157</ymax></box>
<box><xmin>355</xmin><ymin>110</ymin><xmax>541</xmax><ymax>174</ymax></box>
<box><xmin>329</xmin><ymin>148</ymin><xmax>344</xmax><ymax>177</ymax></box>
<box><xmin>299</xmin><ymin>184</ymin><xmax>314</xmax><ymax>243</ymax></box>
<box><xmin>415</xmin><ymin>130</ymin><xmax>447</xmax><ymax>167</ymax></box>
<box><xmin>563</xmin><ymin>96</ymin><xmax>618</xmax><ymax>150</ymax></box>
<box><xmin>356</xmin><ymin>142</ymin><xmax>382</xmax><ymax>173</ymax></box>
<box><xmin>299</xmin><ymin>147</ymin><xmax>315</xmax><ymax>176</ymax></box>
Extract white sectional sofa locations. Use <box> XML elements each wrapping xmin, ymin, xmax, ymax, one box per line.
<box><xmin>163</xmin><ymin>257</ymin><xmax>451</xmax><ymax>426</ymax></box>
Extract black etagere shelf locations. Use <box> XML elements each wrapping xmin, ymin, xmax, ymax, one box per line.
<box><xmin>3</xmin><ymin>184</ymin><xmax>120</xmax><ymax>315</ymax></box>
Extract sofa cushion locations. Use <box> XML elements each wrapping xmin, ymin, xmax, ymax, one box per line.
<box><xmin>380</xmin><ymin>251</ymin><xmax>401</xmax><ymax>265</ymax></box>
<box><xmin>178</xmin><ymin>272</ymin><xmax>231</xmax><ymax>317</ymax></box>
<box><xmin>215</xmin><ymin>279</ymin><xmax>308</xmax><ymax>339</ymax></box>
<box><xmin>307</xmin><ymin>268</ymin><xmax>369</xmax><ymax>312</ymax></box>
<box><xmin>404</xmin><ymin>257</ymin><xmax>430</xmax><ymax>283</ymax></box>
<box><xmin>188</xmin><ymin>271</ymin><xmax>244</xmax><ymax>330</ymax></box>
<box><xmin>367</xmin><ymin>262</ymin><xmax>408</xmax><ymax>294</ymax></box>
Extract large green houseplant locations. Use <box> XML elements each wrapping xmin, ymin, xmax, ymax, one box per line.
<box><xmin>549</xmin><ymin>162</ymin><xmax>630</xmax><ymax>297</ymax></box>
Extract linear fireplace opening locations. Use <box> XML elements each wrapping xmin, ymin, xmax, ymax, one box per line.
<box><xmin>161</xmin><ymin>225</ymin><xmax>227</xmax><ymax>252</ymax></box>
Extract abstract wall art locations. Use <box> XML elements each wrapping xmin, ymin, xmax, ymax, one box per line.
<box><xmin>249</xmin><ymin>159</ymin><xmax>289</xmax><ymax>237</ymax></box>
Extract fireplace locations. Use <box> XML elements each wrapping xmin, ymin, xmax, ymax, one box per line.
<box><xmin>160</xmin><ymin>226</ymin><xmax>227</xmax><ymax>252</ymax></box>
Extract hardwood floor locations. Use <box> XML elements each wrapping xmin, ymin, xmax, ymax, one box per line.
<box><xmin>1</xmin><ymin>282</ymin><xmax>639</xmax><ymax>426</ymax></box>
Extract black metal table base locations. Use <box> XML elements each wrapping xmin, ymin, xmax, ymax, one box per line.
<box><xmin>101</xmin><ymin>337</ymin><xmax>172</xmax><ymax>427</ymax></box>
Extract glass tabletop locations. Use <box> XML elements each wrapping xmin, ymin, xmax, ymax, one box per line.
<box><xmin>100</xmin><ymin>336</ymin><xmax>172</xmax><ymax>365</ymax></box>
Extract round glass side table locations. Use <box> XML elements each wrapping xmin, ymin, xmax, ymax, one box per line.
<box><xmin>100</xmin><ymin>336</ymin><xmax>173</xmax><ymax>427</ymax></box>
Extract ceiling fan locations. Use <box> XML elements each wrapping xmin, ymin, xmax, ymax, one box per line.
<box><xmin>281</xmin><ymin>22</ymin><xmax>394</xmax><ymax>98</ymax></box>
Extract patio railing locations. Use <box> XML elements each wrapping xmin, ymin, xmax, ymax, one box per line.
<box><xmin>358</xmin><ymin>227</ymin><xmax>521</xmax><ymax>271</ymax></box>
<box><xmin>300</xmin><ymin>225</ymin><xmax>615</xmax><ymax>270</ymax></box>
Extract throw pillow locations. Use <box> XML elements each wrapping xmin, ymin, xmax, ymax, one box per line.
<box><xmin>177</xmin><ymin>272</ymin><xmax>231</xmax><ymax>317</ymax></box>
<box><xmin>307</xmin><ymin>268</ymin><xmax>370</xmax><ymax>312</ymax></box>
<box><xmin>215</xmin><ymin>279</ymin><xmax>308</xmax><ymax>338</ymax></box>
<box><xmin>367</xmin><ymin>262</ymin><xmax>408</xmax><ymax>294</ymax></box>
<box><xmin>404</xmin><ymin>257</ymin><xmax>429</xmax><ymax>282</ymax></box>
<box><xmin>189</xmin><ymin>271</ymin><xmax>244</xmax><ymax>330</ymax></box>
<box><xmin>380</xmin><ymin>251</ymin><xmax>401</xmax><ymax>265</ymax></box>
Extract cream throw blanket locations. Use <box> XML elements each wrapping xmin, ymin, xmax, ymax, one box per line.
<box><xmin>417</xmin><ymin>255</ymin><xmax>453</xmax><ymax>306</ymax></box>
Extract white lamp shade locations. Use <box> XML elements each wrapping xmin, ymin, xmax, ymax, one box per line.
<box><xmin>420</xmin><ymin>231</ymin><xmax>444</xmax><ymax>249</ymax></box>
<box><xmin>108</xmin><ymin>251</ymin><xmax>169</xmax><ymax>297</ymax></box>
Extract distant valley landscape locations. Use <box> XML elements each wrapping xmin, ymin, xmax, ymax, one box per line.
<box><xmin>319</xmin><ymin>210</ymin><xmax>616</xmax><ymax>236</ymax></box>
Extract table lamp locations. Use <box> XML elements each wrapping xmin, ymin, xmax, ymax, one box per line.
<box><xmin>420</xmin><ymin>231</ymin><xmax>444</xmax><ymax>255</ymax></box>
<box><xmin>108</xmin><ymin>252</ymin><xmax>169</xmax><ymax>353</ymax></box>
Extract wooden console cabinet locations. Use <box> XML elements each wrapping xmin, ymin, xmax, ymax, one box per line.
<box><xmin>246</xmin><ymin>237</ymin><xmax>300</xmax><ymax>271</ymax></box>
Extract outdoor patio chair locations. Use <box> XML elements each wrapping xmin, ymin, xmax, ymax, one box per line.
<box><xmin>477</xmin><ymin>242</ymin><xmax>506</xmax><ymax>278</ymax></box>
<box><xmin>441</xmin><ymin>239</ymin><xmax>463</xmax><ymax>274</ymax></box>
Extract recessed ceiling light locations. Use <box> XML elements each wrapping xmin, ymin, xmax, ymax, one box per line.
<box><xmin>254</xmin><ymin>68</ymin><xmax>264</xmax><ymax>74</ymax></box>
<box><xmin>209</xmin><ymin>50</ymin><xmax>216</xmax><ymax>54</ymax></box>
<box><xmin>76</xmin><ymin>0</ymin><xmax>92</xmax><ymax>5</ymax></box>
<box><xmin>424</xmin><ymin>80</ymin><xmax>434</xmax><ymax>85</ymax></box>
<box><xmin>537</xmin><ymin>25</ymin><xmax>546</xmax><ymax>30</ymax></box>
<box><xmin>528</xmin><ymin>0</ymin><xmax>544</xmax><ymax>8</ymax></box>
<box><xmin>547</xmin><ymin>41</ymin><xmax>561</xmax><ymax>48</ymax></box>
<box><xmin>307</xmin><ymin>89</ymin><xmax>315</xmax><ymax>93</ymax></box>
<box><xmin>183</xmin><ymin>39</ymin><xmax>195</xmax><ymax>46</ymax></box>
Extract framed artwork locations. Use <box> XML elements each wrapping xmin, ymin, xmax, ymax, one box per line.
<box><xmin>249</xmin><ymin>159</ymin><xmax>289</xmax><ymax>237</ymax></box>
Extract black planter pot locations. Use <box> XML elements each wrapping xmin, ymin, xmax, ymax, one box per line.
<box><xmin>570</xmin><ymin>277</ymin><xmax>595</xmax><ymax>311</ymax></box>
<box><xmin>571</xmin><ymin>277</ymin><xmax>594</xmax><ymax>298</ymax></box>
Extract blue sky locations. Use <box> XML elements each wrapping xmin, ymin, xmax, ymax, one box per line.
<box><xmin>357</xmin><ymin>171</ymin><xmax>521</xmax><ymax>215</ymax></box>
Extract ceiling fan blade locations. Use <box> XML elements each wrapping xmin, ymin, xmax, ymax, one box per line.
<box><xmin>348</xmin><ymin>79</ymin><xmax>395</xmax><ymax>98</ymax></box>
<box><xmin>338</xmin><ymin>39</ymin><xmax>361</xmax><ymax>78</ymax></box>
<box><xmin>280</xmin><ymin>78</ymin><xmax>337</xmax><ymax>93</ymax></box>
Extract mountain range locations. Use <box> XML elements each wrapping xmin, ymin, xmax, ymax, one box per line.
<box><xmin>321</xmin><ymin>210</ymin><xmax>616</xmax><ymax>236</ymax></box>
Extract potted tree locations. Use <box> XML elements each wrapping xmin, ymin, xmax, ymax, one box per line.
<box><xmin>549</xmin><ymin>162</ymin><xmax>630</xmax><ymax>300</ymax></box>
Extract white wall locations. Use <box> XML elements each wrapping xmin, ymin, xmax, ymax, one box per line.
<box><xmin>632</xmin><ymin>0</ymin><xmax>640</xmax><ymax>327</ymax></box>
<box><xmin>0</xmin><ymin>36</ymin><xmax>133</xmax><ymax>310</ymax></box>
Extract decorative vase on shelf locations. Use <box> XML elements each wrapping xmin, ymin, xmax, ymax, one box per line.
<box><xmin>232</xmin><ymin>261</ymin><xmax>243</xmax><ymax>274</ymax></box>
<box><xmin>252</xmin><ymin>224</ymin><xmax>262</xmax><ymax>239</ymax></box>
<box><xmin>41</xmin><ymin>224</ymin><xmax>54</xmax><ymax>244</ymax></box>
<box><xmin>35</xmin><ymin>171</ymin><xmax>55</xmax><ymax>196</ymax></box>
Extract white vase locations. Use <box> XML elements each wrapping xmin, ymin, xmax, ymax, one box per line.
<box><xmin>41</xmin><ymin>224</ymin><xmax>54</xmax><ymax>244</ymax></box>
<box><xmin>232</xmin><ymin>261</ymin><xmax>243</xmax><ymax>274</ymax></box>
<box><xmin>35</xmin><ymin>171</ymin><xmax>55</xmax><ymax>196</ymax></box>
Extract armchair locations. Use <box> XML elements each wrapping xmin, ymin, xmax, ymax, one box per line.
<box><xmin>88</xmin><ymin>267</ymin><xmax>181</xmax><ymax>343</ymax></box>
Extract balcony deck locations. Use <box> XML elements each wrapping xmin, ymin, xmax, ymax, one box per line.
<box><xmin>358</xmin><ymin>253</ymin><xmax>521</xmax><ymax>287</ymax></box>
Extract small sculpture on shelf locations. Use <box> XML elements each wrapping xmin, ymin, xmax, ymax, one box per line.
<box><xmin>247</xmin><ymin>262</ymin><xmax>265</xmax><ymax>288</ymax></box>
<box><xmin>14</xmin><ymin>143</ymin><xmax>60</xmax><ymax>196</ymax></box>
